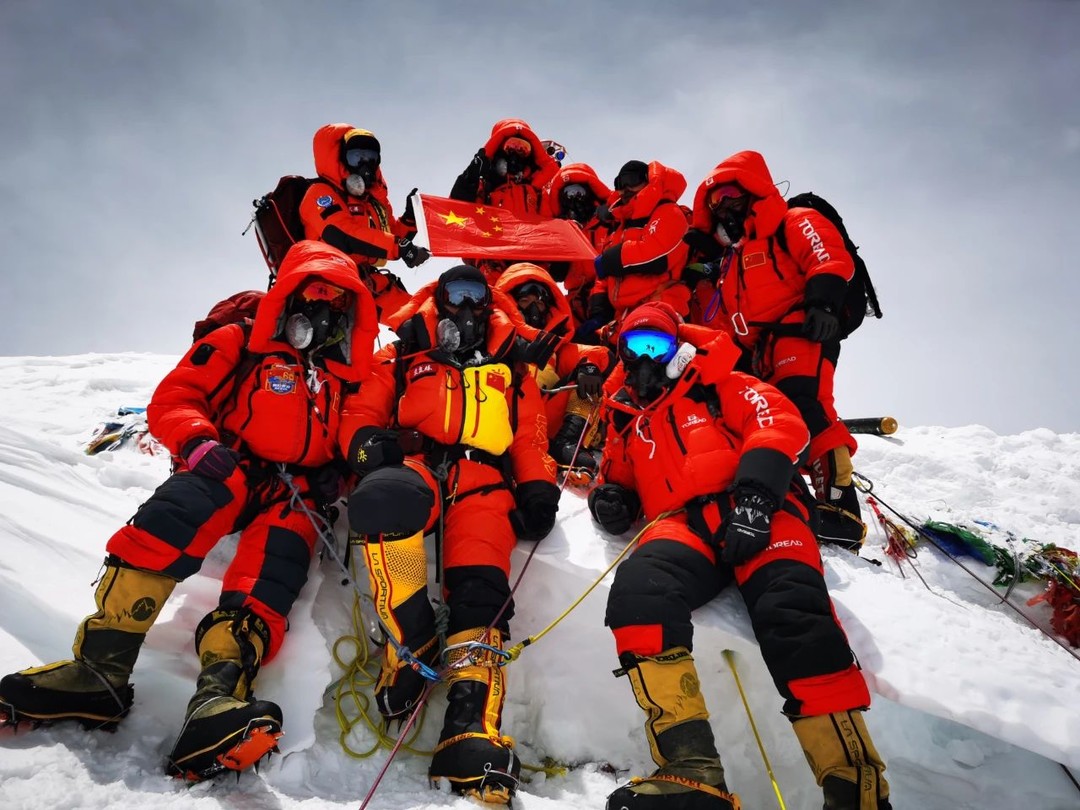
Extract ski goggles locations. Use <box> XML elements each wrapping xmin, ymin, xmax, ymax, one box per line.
<box><xmin>502</xmin><ymin>136</ymin><xmax>532</xmax><ymax>158</ymax></box>
<box><xmin>543</xmin><ymin>140</ymin><xmax>567</xmax><ymax>163</ymax></box>
<box><xmin>513</xmin><ymin>281</ymin><xmax>552</xmax><ymax>303</ymax></box>
<box><xmin>619</xmin><ymin>329</ymin><xmax>678</xmax><ymax>364</ymax></box>
<box><xmin>560</xmin><ymin>183</ymin><xmax>590</xmax><ymax>202</ymax></box>
<box><xmin>299</xmin><ymin>280</ymin><xmax>351</xmax><ymax>311</ymax></box>
<box><xmin>441</xmin><ymin>278</ymin><xmax>490</xmax><ymax>308</ymax></box>
<box><xmin>344</xmin><ymin>147</ymin><xmax>380</xmax><ymax>169</ymax></box>
<box><xmin>706</xmin><ymin>183</ymin><xmax>749</xmax><ymax>213</ymax></box>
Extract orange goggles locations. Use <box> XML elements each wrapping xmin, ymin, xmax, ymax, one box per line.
<box><xmin>707</xmin><ymin>183</ymin><xmax>748</xmax><ymax>212</ymax></box>
<box><xmin>502</xmin><ymin>136</ymin><xmax>532</xmax><ymax>157</ymax></box>
<box><xmin>300</xmin><ymin>280</ymin><xmax>350</xmax><ymax>310</ymax></box>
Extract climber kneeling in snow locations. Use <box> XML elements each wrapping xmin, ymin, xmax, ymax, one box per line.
<box><xmin>0</xmin><ymin>241</ymin><xmax>378</xmax><ymax>782</ymax></box>
<box><xmin>589</xmin><ymin>302</ymin><xmax>891</xmax><ymax>810</ymax></box>
<box><xmin>341</xmin><ymin>265</ymin><xmax>559</xmax><ymax>804</ymax></box>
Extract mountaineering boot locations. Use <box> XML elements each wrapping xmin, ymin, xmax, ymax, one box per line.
<box><xmin>812</xmin><ymin>447</ymin><xmax>866</xmax><ymax>551</ymax></box>
<box><xmin>429</xmin><ymin>627</ymin><xmax>521</xmax><ymax>804</ymax></box>
<box><xmin>791</xmin><ymin>710</ymin><xmax>891</xmax><ymax>810</ymax></box>
<box><xmin>550</xmin><ymin>413</ymin><xmax>597</xmax><ymax>471</ymax></box>
<box><xmin>361</xmin><ymin>531</ymin><xmax>439</xmax><ymax>721</ymax></box>
<box><xmin>165</xmin><ymin>608</ymin><xmax>282</xmax><ymax>782</ymax></box>
<box><xmin>0</xmin><ymin>557</ymin><xmax>175</xmax><ymax>729</ymax></box>
<box><xmin>607</xmin><ymin>648</ymin><xmax>741</xmax><ymax>810</ymax></box>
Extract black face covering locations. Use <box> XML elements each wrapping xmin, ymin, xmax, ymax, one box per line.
<box><xmin>521</xmin><ymin>300</ymin><xmax>547</xmax><ymax>329</ymax></box>
<box><xmin>624</xmin><ymin>356</ymin><xmax>669</xmax><ymax>402</ymax></box>
<box><xmin>285</xmin><ymin>301</ymin><xmax>339</xmax><ymax>351</ymax></box>
<box><xmin>437</xmin><ymin>307</ymin><xmax>487</xmax><ymax>358</ymax></box>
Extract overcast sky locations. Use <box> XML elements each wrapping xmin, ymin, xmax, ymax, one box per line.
<box><xmin>2</xmin><ymin>1</ymin><xmax>1077</xmax><ymax>434</ymax></box>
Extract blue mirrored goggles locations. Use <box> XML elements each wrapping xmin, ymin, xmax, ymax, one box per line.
<box><xmin>619</xmin><ymin>329</ymin><xmax>678</xmax><ymax>363</ymax></box>
<box><xmin>345</xmin><ymin>148</ymin><xmax>380</xmax><ymax>169</ymax></box>
<box><xmin>441</xmin><ymin>278</ymin><xmax>490</xmax><ymax>307</ymax></box>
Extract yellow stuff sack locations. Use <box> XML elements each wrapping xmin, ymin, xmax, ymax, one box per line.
<box><xmin>453</xmin><ymin>363</ymin><xmax>514</xmax><ymax>455</ymax></box>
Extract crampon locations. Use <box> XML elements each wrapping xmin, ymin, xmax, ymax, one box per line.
<box><xmin>430</xmin><ymin>775</ymin><xmax>517</xmax><ymax>806</ymax></box>
<box><xmin>166</xmin><ymin>716</ymin><xmax>282</xmax><ymax>783</ymax></box>
<box><xmin>558</xmin><ymin>465</ymin><xmax>594</xmax><ymax>489</ymax></box>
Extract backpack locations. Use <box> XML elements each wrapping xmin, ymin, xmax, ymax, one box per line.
<box><xmin>191</xmin><ymin>290</ymin><xmax>264</xmax><ymax>342</ymax></box>
<box><xmin>778</xmin><ymin>191</ymin><xmax>882</xmax><ymax>339</ymax></box>
<box><xmin>249</xmin><ymin>175</ymin><xmax>314</xmax><ymax>284</ymax></box>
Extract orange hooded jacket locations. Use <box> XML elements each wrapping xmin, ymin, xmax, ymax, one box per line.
<box><xmin>690</xmin><ymin>150</ymin><xmax>855</xmax><ymax>353</ymax></box>
<box><xmin>341</xmin><ymin>292</ymin><xmax>556</xmax><ymax>487</ymax></box>
<box><xmin>594</xmin><ymin>161</ymin><xmax>691</xmax><ymax>318</ymax></box>
<box><xmin>149</xmin><ymin>241</ymin><xmax>379</xmax><ymax>467</ymax></box>
<box><xmin>299</xmin><ymin>123</ymin><xmax>413</xmax><ymax>268</ymax></box>
<box><xmin>542</xmin><ymin>163</ymin><xmax>614</xmax><ymax>322</ymax></box>
<box><xmin>493</xmin><ymin>263</ymin><xmax>613</xmax><ymax>437</ymax></box>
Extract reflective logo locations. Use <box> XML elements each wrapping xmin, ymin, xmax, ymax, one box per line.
<box><xmin>267</xmin><ymin>366</ymin><xmax>297</xmax><ymax>394</ymax></box>
<box><xmin>316</xmin><ymin>195</ymin><xmax>333</xmax><ymax>208</ymax></box>
<box><xmin>799</xmin><ymin>217</ymin><xmax>831</xmax><ymax>263</ymax></box>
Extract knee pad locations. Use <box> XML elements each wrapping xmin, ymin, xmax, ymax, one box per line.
<box><xmin>348</xmin><ymin>465</ymin><xmax>435</xmax><ymax>537</ymax></box>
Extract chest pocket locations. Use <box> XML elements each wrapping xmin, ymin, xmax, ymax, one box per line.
<box><xmin>455</xmin><ymin>363</ymin><xmax>514</xmax><ymax>454</ymax></box>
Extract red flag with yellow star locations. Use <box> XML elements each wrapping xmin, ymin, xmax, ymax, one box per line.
<box><xmin>418</xmin><ymin>194</ymin><xmax>597</xmax><ymax>261</ymax></box>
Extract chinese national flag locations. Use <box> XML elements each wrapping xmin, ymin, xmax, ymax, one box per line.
<box><xmin>418</xmin><ymin>194</ymin><xmax>597</xmax><ymax>261</ymax></box>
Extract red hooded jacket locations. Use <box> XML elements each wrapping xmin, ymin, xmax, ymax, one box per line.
<box><xmin>299</xmin><ymin>123</ymin><xmax>413</xmax><ymax>267</ymax></box>
<box><xmin>149</xmin><ymin>241</ymin><xmax>379</xmax><ymax>467</ymax></box>
<box><xmin>690</xmin><ymin>151</ymin><xmax>854</xmax><ymax>352</ymax></box>
<box><xmin>594</xmin><ymin>161</ymin><xmax>691</xmax><ymax>317</ymax></box>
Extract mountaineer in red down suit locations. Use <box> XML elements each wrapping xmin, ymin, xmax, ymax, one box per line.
<box><xmin>300</xmin><ymin>123</ymin><xmax>430</xmax><ymax>323</ymax></box>
<box><xmin>448</xmin><ymin>118</ymin><xmax>562</xmax><ymax>280</ymax></box>
<box><xmin>340</xmin><ymin>265</ymin><xmax>559</xmax><ymax>804</ymax></box>
<box><xmin>492</xmin><ymin>262</ymin><xmax>614</xmax><ymax>477</ymax></box>
<box><xmin>683</xmin><ymin>150</ymin><xmax>865</xmax><ymax>549</ymax></box>
<box><xmin>583</xmin><ymin>160</ymin><xmax>691</xmax><ymax>343</ymax></box>
<box><xmin>0</xmin><ymin>241</ymin><xmax>379</xmax><ymax>782</ymax></box>
<box><xmin>540</xmin><ymin>162</ymin><xmax>615</xmax><ymax>330</ymax></box>
<box><xmin>589</xmin><ymin>302</ymin><xmax>890</xmax><ymax>810</ymax></box>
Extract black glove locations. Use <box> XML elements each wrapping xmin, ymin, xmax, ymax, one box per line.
<box><xmin>587</xmin><ymin>292</ymin><xmax>615</xmax><ymax>325</ymax></box>
<box><xmin>576</xmin><ymin>363</ymin><xmax>604</xmax><ymax>399</ymax></box>
<box><xmin>183</xmin><ymin>438</ymin><xmax>239</xmax><ymax>481</ymax></box>
<box><xmin>347</xmin><ymin>428</ymin><xmax>405</xmax><ymax>475</ymax></box>
<box><xmin>588</xmin><ymin>484</ymin><xmax>641</xmax><ymax>535</ymax></box>
<box><xmin>400</xmin><ymin>187</ymin><xmax>418</xmax><ymax>228</ymax></box>
<box><xmin>683</xmin><ymin>228</ymin><xmax>724</xmax><ymax>262</ymax></box>
<box><xmin>511</xmin><ymin>480</ymin><xmax>560</xmax><ymax>542</ymax></box>
<box><xmin>517</xmin><ymin>330</ymin><xmax>562</xmax><ymax>368</ymax></box>
<box><xmin>721</xmin><ymin>487</ymin><xmax>776</xmax><ymax>565</ymax></box>
<box><xmin>802</xmin><ymin>304</ymin><xmax>840</xmax><ymax>342</ymax></box>
<box><xmin>398</xmin><ymin>238</ymin><xmax>430</xmax><ymax>269</ymax></box>
<box><xmin>465</xmin><ymin>148</ymin><xmax>491</xmax><ymax>185</ymax></box>
<box><xmin>307</xmin><ymin>463</ymin><xmax>345</xmax><ymax>510</ymax></box>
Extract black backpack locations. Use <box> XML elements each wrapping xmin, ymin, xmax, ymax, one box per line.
<box><xmin>248</xmin><ymin>175</ymin><xmax>314</xmax><ymax>285</ymax></box>
<box><xmin>778</xmin><ymin>192</ymin><xmax>882</xmax><ymax>338</ymax></box>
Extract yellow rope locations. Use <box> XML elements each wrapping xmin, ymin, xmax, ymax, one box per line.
<box><xmin>505</xmin><ymin>509</ymin><xmax>682</xmax><ymax>662</ymax></box>
<box><xmin>330</xmin><ymin>546</ymin><xmax>432</xmax><ymax>758</ymax></box>
<box><xmin>722</xmin><ymin>650</ymin><xmax>787</xmax><ymax>810</ymax></box>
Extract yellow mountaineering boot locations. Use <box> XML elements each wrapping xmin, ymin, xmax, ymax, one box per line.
<box><xmin>428</xmin><ymin>627</ymin><xmax>521</xmax><ymax>804</ymax></box>
<box><xmin>791</xmin><ymin>710</ymin><xmax>892</xmax><ymax>809</ymax></box>
<box><xmin>606</xmin><ymin>647</ymin><xmax>741</xmax><ymax>810</ymax></box>
<box><xmin>812</xmin><ymin>447</ymin><xmax>867</xmax><ymax>551</ymax></box>
<box><xmin>361</xmin><ymin>531</ymin><xmax>439</xmax><ymax>721</ymax></box>
<box><xmin>165</xmin><ymin>609</ymin><xmax>282</xmax><ymax>782</ymax></box>
<box><xmin>0</xmin><ymin>556</ymin><xmax>175</xmax><ymax>729</ymax></box>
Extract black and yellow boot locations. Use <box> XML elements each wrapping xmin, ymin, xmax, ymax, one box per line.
<box><xmin>361</xmin><ymin>531</ymin><xmax>439</xmax><ymax>721</ymax></box>
<box><xmin>607</xmin><ymin>648</ymin><xmax>741</xmax><ymax>810</ymax></box>
<box><xmin>0</xmin><ymin>556</ymin><xmax>175</xmax><ymax>730</ymax></box>
<box><xmin>791</xmin><ymin>710</ymin><xmax>891</xmax><ymax>810</ymax></box>
<box><xmin>165</xmin><ymin>609</ymin><xmax>282</xmax><ymax>782</ymax></box>
<box><xmin>550</xmin><ymin>395</ymin><xmax>599</xmax><ymax>480</ymax></box>
<box><xmin>428</xmin><ymin>627</ymin><xmax>521</xmax><ymax>804</ymax></box>
<box><xmin>812</xmin><ymin>447</ymin><xmax>866</xmax><ymax>551</ymax></box>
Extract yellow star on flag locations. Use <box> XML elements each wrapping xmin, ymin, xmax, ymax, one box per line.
<box><xmin>443</xmin><ymin>210</ymin><xmax>469</xmax><ymax>227</ymax></box>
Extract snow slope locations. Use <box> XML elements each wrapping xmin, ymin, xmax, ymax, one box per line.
<box><xmin>0</xmin><ymin>353</ymin><xmax>1078</xmax><ymax>810</ymax></box>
